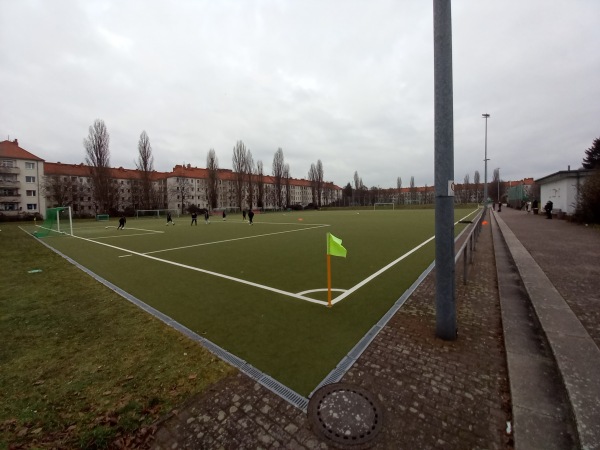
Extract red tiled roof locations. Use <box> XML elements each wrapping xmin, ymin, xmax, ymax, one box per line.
<box><xmin>0</xmin><ymin>139</ymin><xmax>44</xmax><ymax>161</ymax></box>
<box><xmin>45</xmin><ymin>162</ymin><xmax>170</xmax><ymax>181</ymax></box>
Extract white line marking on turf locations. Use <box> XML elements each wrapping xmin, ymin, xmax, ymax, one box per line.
<box><xmin>92</xmin><ymin>231</ymin><xmax>165</xmax><ymax>239</ymax></box>
<box><xmin>51</xmin><ymin>208</ymin><xmax>480</xmax><ymax>308</ymax></box>
<box><xmin>67</xmin><ymin>233</ymin><xmax>329</xmax><ymax>306</ymax></box>
<box><xmin>143</xmin><ymin>224</ymin><xmax>330</xmax><ymax>255</ymax></box>
<box><xmin>298</xmin><ymin>288</ymin><xmax>346</xmax><ymax>295</ymax></box>
<box><xmin>330</xmin><ymin>209</ymin><xmax>480</xmax><ymax>305</ymax></box>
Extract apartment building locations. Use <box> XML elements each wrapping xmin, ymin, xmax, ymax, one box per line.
<box><xmin>2</xmin><ymin>139</ymin><xmax>342</xmax><ymax>217</ymax></box>
<box><xmin>0</xmin><ymin>139</ymin><xmax>46</xmax><ymax>217</ymax></box>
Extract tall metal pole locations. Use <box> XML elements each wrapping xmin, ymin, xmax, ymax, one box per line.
<box><xmin>482</xmin><ymin>113</ymin><xmax>490</xmax><ymax>209</ymax></box>
<box><xmin>434</xmin><ymin>0</ymin><xmax>456</xmax><ymax>340</ymax></box>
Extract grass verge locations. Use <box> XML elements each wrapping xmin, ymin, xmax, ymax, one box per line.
<box><xmin>0</xmin><ymin>223</ymin><xmax>235</xmax><ymax>449</ymax></box>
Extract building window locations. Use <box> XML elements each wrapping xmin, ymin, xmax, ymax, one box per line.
<box><xmin>26</xmin><ymin>190</ymin><xmax>37</xmax><ymax>196</ymax></box>
<box><xmin>26</xmin><ymin>176</ymin><xmax>36</xmax><ymax>183</ymax></box>
<box><xmin>27</xmin><ymin>203</ymin><xmax>37</xmax><ymax>210</ymax></box>
<box><xmin>0</xmin><ymin>160</ymin><xmax>15</xmax><ymax>168</ymax></box>
<box><xmin>25</xmin><ymin>162</ymin><xmax>35</xmax><ymax>169</ymax></box>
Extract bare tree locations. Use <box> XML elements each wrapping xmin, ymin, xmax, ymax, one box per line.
<box><xmin>43</xmin><ymin>175</ymin><xmax>75</xmax><ymax>208</ymax></box>
<box><xmin>315</xmin><ymin>160</ymin><xmax>324</xmax><ymax>208</ymax></box>
<box><xmin>473</xmin><ymin>170</ymin><xmax>481</xmax><ymax>203</ymax></box>
<box><xmin>135</xmin><ymin>131</ymin><xmax>156</xmax><ymax>209</ymax></box>
<box><xmin>272</xmin><ymin>148</ymin><xmax>285</xmax><ymax>209</ymax></box>
<box><xmin>256</xmin><ymin>160</ymin><xmax>265</xmax><ymax>208</ymax></box>
<box><xmin>463</xmin><ymin>173</ymin><xmax>470</xmax><ymax>204</ymax></box>
<box><xmin>492</xmin><ymin>168</ymin><xmax>501</xmax><ymax>203</ymax></box>
<box><xmin>206</xmin><ymin>148</ymin><xmax>219</xmax><ymax>209</ymax></box>
<box><xmin>283</xmin><ymin>163</ymin><xmax>291</xmax><ymax>208</ymax></box>
<box><xmin>308</xmin><ymin>163</ymin><xmax>317</xmax><ymax>205</ymax></box>
<box><xmin>353</xmin><ymin>171</ymin><xmax>361</xmax><ymax>205</ymax></box>
<box><xmin>232</xmin><ymin>141</ymin><xmax>248</xmax><ymax>209</ymax></box>
<box><xmin>84</xmin><ymin>119</ymin><xmax>115</xmax><ymax>214</ymax></box>
<box><xmin>410</xmin><ymin>176</ymin><xmax>416</xmax><ymax>204</ymax></box>
<box><xmin>396</xmin><ymin>177</ymin><xmax>402</xmax><ymax>205</ymax></box>
<box><xmin>245</xmin><ymin>150</ymin><xmax>255</xmax><ymax>210</ymax></box>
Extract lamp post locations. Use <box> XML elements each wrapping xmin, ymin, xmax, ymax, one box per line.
<box><xmin>482</xmin><ymin>113</ymin><xmax>490</xmax><ymax>209</ymax></box>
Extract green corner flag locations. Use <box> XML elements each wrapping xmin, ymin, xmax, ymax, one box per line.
<box><xmin>327</xmin><ymin>232</ymin><xmax>347</xmax><ymax>258</ymax></box>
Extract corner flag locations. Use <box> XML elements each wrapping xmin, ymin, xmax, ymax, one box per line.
<box><xmin>326</xmin><ymin>232</ymin><xmax>347</xmax><ymax>308</ymax></box>
<box><xmin>327</xmin><ymin>233</ymin><xmax>347</xmax><ymax>258</ymax></box>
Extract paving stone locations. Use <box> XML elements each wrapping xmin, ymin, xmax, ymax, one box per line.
<box><xmin>147</xmin><ymin>216</ymin><xmax>552</xmax><ymax>450</ymax></box>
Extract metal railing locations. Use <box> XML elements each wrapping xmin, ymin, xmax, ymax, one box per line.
<box><xmin>455</xmin><ymin>208</ymin><xmax>486</xmax><ymax>284</ymax></box>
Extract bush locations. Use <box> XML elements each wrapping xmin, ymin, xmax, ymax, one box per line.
<box><xmin>574</xmin><ymin>170</ymin><xmax>600</xmax><ymax>224</ymax></box>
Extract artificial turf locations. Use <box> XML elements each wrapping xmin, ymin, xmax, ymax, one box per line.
<box><xmin>22</xmin><ymin>207</ymin><xmax>477</xmax><ymax>396</ymax></box>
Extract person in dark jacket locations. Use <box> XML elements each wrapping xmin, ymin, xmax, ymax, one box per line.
<box><xmin>544</xmin><ymin>200</ymin><xmax>553</xmax><ymax>219</ymax></box>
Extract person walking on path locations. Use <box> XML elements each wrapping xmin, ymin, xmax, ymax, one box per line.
<box><xmin>117</xmin><ymin>216</ymin><xmax>126</xmax><ymax>230</ymax></box>
<box><xmin>191</xmin><ymin>211</ymin><xmax>198</xmax><ymax>226</ymax></box>
<box><xmin>204</xmin><ymin>209</ymin><xmax>211</xmax><ymax>224</ymax></box>
<box><xmin>166</xmin><ymin>212</ymin><xmax>175</xmax><ymax>226</ymax></box>
<box><xmin>248</xmin><ymin>209</ymin><xmax>254</xmax><ymax>225</ymax></box>
<box><xmin>532</xmin><ymin>199</ymin><xmax>539</xmax><ymax>215</ymax></box>
<box><xmin>544</xmin><ymin>200</ymin><xmax>553</xmax><ymax>219</ymax></box>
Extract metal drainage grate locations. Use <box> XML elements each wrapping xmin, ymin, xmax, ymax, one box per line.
<box><xmin>308</xmin><ymin>383</ymin><xmax>383</xmax><ymax>449</ymax></box>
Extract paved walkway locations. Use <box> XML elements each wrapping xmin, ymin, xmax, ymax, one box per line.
<box><xmin>150</xmin><ymin>207</ymin><xmax>600</xmax><ymax>449</ymax></box>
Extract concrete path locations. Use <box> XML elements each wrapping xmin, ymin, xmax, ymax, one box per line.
<box><xmin>150</xmin><ymin>208</ymin><xmax>600</xmax><ymax>449</ymax></box>
<box><xmin>493</xmin><ymin>208</ymin><xmax>600</xmax><ymax>450</ymax></box>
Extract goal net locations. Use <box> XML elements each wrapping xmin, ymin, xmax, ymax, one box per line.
<box><xmin>35</xmin><ymin>207</ymin><xmax>73</xmax><ymax>238</ymax></box>
<box><xmin>135</xmin><ymin>209</ymin><xmax>180</xmax><ymax>219</ymax></box>
<box><xmin>373</xmin><ymin>203</ymin><xmax>395</xmax><ymax>210</ymax></box>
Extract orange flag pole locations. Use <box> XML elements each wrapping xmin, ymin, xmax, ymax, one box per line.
<box><xmin>327</xmin><ymin>253</ymin><xmax>332</xmax><ymax>308</ymax></box>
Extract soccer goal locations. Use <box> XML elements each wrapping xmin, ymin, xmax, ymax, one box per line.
<box><xmin>135</xmin><ymin>209</ymin><xmax>180</xmax><ymax>219</ymax></box>
<box><xmin>35</xmin><ymin>206</ymin><xmax>73</xmax><ymax>237</ymax></box>
<box><xmin>373</xmin><ymin>203</ymin><xmax>395</xmax><ymax>211</ymax></box>
<box><xmin>95</xmin><ymin>214</ymin><xmax>110</xmax><ymax>221</ymax></box>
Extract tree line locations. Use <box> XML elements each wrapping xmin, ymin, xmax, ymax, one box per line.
<box><xmin>46</xmin><ymin>119</ymin><xmax>330</xmax><ymax>215</ymax></box>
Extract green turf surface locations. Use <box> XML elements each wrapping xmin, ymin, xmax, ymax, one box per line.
<box><xmin>22</xmin><ymin>208</ymin><xmax>478</xmax><ymax>396</ymax></box>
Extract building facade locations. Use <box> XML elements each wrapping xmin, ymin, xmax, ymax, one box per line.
<box><xmin>536</xmin><ymin>169</ymin><xmax>593</xmax><ymax>215</ymax></box>
<box><xmin>0</xmin><ymin>137</ymin><xmax>342</xmax><ymax>218</ymax></box>
<box><xmin>0</xmin><ymin>139</ymin><xmax>46</xmax><ymax>217</ymax></box>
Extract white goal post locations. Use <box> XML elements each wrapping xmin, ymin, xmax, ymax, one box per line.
<box><xmin>373</xmin><ymin>203</ymin><xmax>395</xmax><ymax>210</ymax></box>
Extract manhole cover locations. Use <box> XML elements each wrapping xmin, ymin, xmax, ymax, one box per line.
<box><xmin>308</xmin><ymin>383</ymin><xmax>383</xmax><ymax>449</ymax></box>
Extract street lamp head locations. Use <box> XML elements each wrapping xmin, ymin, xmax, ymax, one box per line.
<box><xmin>482</xmin><ymin>113</ymin><xmax>490</xmax><ymax>118</ymax></box>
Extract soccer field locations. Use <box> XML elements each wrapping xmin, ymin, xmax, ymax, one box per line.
<box><xmin>23</xmin><ymin>207</ymin><xmax>479</xmax><ymax>397</ymax></box>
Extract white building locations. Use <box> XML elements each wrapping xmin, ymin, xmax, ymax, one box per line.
<box><xmin>0</xmin><ymin>139</ymin><xmax>46</xmax><ymax>217</ymax></box>
<box><xmin>535</xmin><ymin>168</ymin><xmax>594</xmax><ymax>215</ymax></box>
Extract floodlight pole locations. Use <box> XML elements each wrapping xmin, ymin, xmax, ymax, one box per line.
<box><xmin>482</xmin><ymin>113</ymin><xmax>490</xmax><ymax>210</ymax></box>
<box><xmin>433</xmin><ymin>0</ymin><xmax>456</xmax><ymax>340</ymax></box>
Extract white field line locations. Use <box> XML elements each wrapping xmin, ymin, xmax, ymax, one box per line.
<box><xmin>66</xmin><ymin>233</ymin><xmax>329</xmax><ymax>307</ymax></box>
<box><xmin>43</xmin><ymin>208</ymin><xmax>478</xmax><ymax>308</ymax></box>
<box><xmin>89</xmin><ymin>228</ymin><xmax>165</xmax><ymax>239</ymax></box>
<box><xmin>330</xmin><ymin>209</ymin><xmax>480</xmax><ymax>306</ymax></box>
<box><xmin>143</xmin><ymin>224</ymin><xmax>330</xmax><ymax>255</ymax></box>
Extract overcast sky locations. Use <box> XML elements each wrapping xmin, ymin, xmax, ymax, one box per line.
<box><xmin>1</xmin><ymin>0</ymin><xmax>598</xmax><ymax>188</ymax></box>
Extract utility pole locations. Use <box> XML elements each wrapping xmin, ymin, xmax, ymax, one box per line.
<box><xmin>433</xmin><ymin>0</ymin><xmax>456</xmax><ymax>340</ymax></box>
<box><xmin>482</xmin><ymin>113</ymin><xmax>490</xmax><ymax>211</ymax></box>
